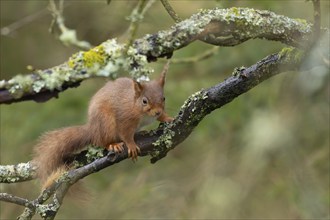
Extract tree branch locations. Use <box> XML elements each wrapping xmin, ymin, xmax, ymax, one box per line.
<box><xmin>0</xmin><ymin>7</ymin><xmax>315</xmax><ymax>105</ymax></box>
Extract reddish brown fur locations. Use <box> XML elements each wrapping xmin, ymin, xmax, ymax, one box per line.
<box><xmin>33</xmin><ymin>69</ymin><xmax>173</xmax><ymax>187</ymax></box>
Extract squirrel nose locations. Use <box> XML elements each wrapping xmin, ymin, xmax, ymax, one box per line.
<box><xmin>155</xmin><ymin>111</ymin><xmax>161</xmax><ymax>117</ymax></box>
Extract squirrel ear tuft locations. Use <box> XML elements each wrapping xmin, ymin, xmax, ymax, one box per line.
<box><xmin>159</xmin><ymin>60</ymin><xmax>170</xmax><ymax>87</ymax></box>
<box><xmin>133</xmin><ymin>80</ymin><xmax>143</xmax><ymax>97</ymax></box>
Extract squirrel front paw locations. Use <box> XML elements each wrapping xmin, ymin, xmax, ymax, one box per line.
<box><xmin>107</xmin><ymin>142</ymin><xmax>125</xmax><ymax>153</ymax></box>
<box><xmin>158</xmin><ymin>113</ymin><xmax>174</xmax><ymax>123</ymax></box>
<box><xmin>164</xmin><ymin>117</ymin><xmax>174</xmax><ymax>122</ymax></box>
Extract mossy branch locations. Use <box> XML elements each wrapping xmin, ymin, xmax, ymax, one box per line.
<box><xmin>0</xmin><ymin>162</ymin><xmax>37</xmax><ymax>183</ymax></box>
<box><xmin>0</xmin><ymin>7</ymin><xmax>315</xmax><ymax>105</ymax></box>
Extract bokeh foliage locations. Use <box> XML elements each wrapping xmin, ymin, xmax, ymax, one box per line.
<box><xmin>1</xmin><ymin>0</ymin><xmax>329</xmax><ymax>219</ymax></box>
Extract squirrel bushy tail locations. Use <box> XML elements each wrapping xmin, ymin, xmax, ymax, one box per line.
<box><xmin>33</xmin><ymin>125</ymin><xmax>90</xmax><ymax>187</ymax></box>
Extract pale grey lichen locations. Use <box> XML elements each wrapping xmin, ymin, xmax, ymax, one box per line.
<box><xmin>0</xmin><ymin>80</ymin><xmax>6</xmax><ymax>88</ymax></box>
<box><xmin>36</xmin><ymin>195</ymin><xmax>61</xmax><ymax>217</ymax></box>
<box><xmin>0</xmin><ymin>162</ymin><xmax>36</xmax><ymax>183</ymax></box>
<box><xmin>85</xmin><ymin>146</ymin><xmax>106</xmax><ymax>164</ymax></box>
<box><xmin>152</xmin><ymin>129</ymin><xmax>175</xmax><ymax>148</ymax></box>
<box><xmin>126</xmin><ymin>46</ymin><xmax>153</xmax><ymax>79</ymax></box>
<box><xmin>32</xmin><ymin>80</ymin><xmax>46</xmax><ymax>93</ymax></box>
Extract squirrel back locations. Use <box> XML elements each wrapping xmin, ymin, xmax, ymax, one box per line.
<box><xmin>86</xmin><ymin>78</ymin><xmax>140</xmax><ymax>147</ymax></box>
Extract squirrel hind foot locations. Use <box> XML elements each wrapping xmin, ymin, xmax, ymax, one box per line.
<box><xmin>127</xmin><ymin>145</ymin><xmax>141</xmax><ymax>162</ymax></box>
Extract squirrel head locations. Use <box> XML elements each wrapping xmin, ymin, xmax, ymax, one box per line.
<box><xmin>133</xmin><ymin>61</ymin><xmax>169</xmax><ymax>118</ymax></box>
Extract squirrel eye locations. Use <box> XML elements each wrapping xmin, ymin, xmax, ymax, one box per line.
<box><xmin>162</xmin><ymin>97</ymin><xmax>166</xmax><ymax>102</ymax></box>
<box><xmin>142</xmin><ymin>97</ymin><xmax>148</xmax><ymax>105</ymax></box>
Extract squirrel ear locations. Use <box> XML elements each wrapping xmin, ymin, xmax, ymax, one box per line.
<box><xmin>133</xmin><ymin>80</ymin><xmax>143</xmax><ymax>98</ymax></box>
<box><xmin>159</xmin><ymin>60</ymin><xmax>170</xmax><ymax>87</ymax></box>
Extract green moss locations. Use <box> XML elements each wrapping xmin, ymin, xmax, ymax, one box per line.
<box><xmin>279</xmin><ymin>47</ymin><xmax>294</xmax><ymax>57</ymax></box>
<box><xmin>231</xmin><ymin>7</ymin><xmax>240</xmax><ymax>16</ymax></box>
<box><xmin>279</xmin><ymin>47</ymin><xmax>304</xmax><ymax>63</ymax></box>
<box><xmin>294</xmin><ymin>18</ymin><xmax>309</xmax><ymax>29</ymax></box>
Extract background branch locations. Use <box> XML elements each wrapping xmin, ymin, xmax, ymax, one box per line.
<box><xmin>160</xmin><ymin>0</ymin><xmax>182</xmax><ymax>23</ymax></box>
<box><xmin>48</xmin><ymin>0</ymin><xmax>92</xmax><ymax>50</ymax></box>
<box><xmin>0</xmin><ymin>7</ymin><xmax>315</xmax><ymax>105</ymax></box>
<box><xmin>312</xmin><ymin>0</ymin><xmax>321</xmax><ymax>40</ymax></box>
<box><xmin>125</xmin><ymin>0</ymin><xmax>155</xmax><ymax>49</ymax></box>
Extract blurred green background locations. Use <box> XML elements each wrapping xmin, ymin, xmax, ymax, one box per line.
<box><xmin>1</xmin><ymin>1</ymin><xmax>329</xmax><ymax>219</ymax></box>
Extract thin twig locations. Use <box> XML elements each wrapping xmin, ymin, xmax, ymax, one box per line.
<box><xmin>0</xmin><ymin>7</ymin><xmax>49</xmax><ymax>36</ymax></box>
<box><xmin>160</xmin><ymin>0</ymin><xmax>182</xmax><ymax>23</ymax></box>
<box><xmin>170</xmin><ymin>46</ymin><xmax>219</xmax><ymax>64</ymax></box>
<box><xmin>125</xmin><ymin>0</ymin><xmax>155</xmax><ymax>51</ymax></box>
<box><xmin>0</xmin><ymin>193</ymin><xmax>34</xmax><ymax>209</ymax></box>
<box><xmin>312</xmin><ymin>0</ymin><xmax>321</xmax><ymax>41</ymax></box>
<box><xmin>48</xmin><ymin>0</ymin><xmax>92</xmax><ymax>50</ymax></box>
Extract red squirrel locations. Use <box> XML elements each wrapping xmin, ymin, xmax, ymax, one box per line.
<box><xmin>33</xmin><ymin>62</ymin><xmax>173</xmax><ymax>187</ymax></box>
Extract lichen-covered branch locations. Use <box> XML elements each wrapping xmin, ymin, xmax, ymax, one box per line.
<box><xmin>0</xmin><ymin>162</ymin><xmax>37</xmax><ymax>183</ymax></box>
<box><xmin>0</xmin><ymin>7</ymin><xmax>314</xmax><ymax>105</ymax></box>
<box><xmin>0</xmin><ymin>193</ymin><xmax>34</xmax><ymax>208</ymax></box>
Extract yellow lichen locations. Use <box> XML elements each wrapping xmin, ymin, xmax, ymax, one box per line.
<box><xmin>67</xmin><ymin>58</ymin><xmax>75</xmax><ymax>68</ymax></box>
<box><xmin>82</xmin><ymin>45</ymin><xmax>106</xmax><ymax>68</ymax></box>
